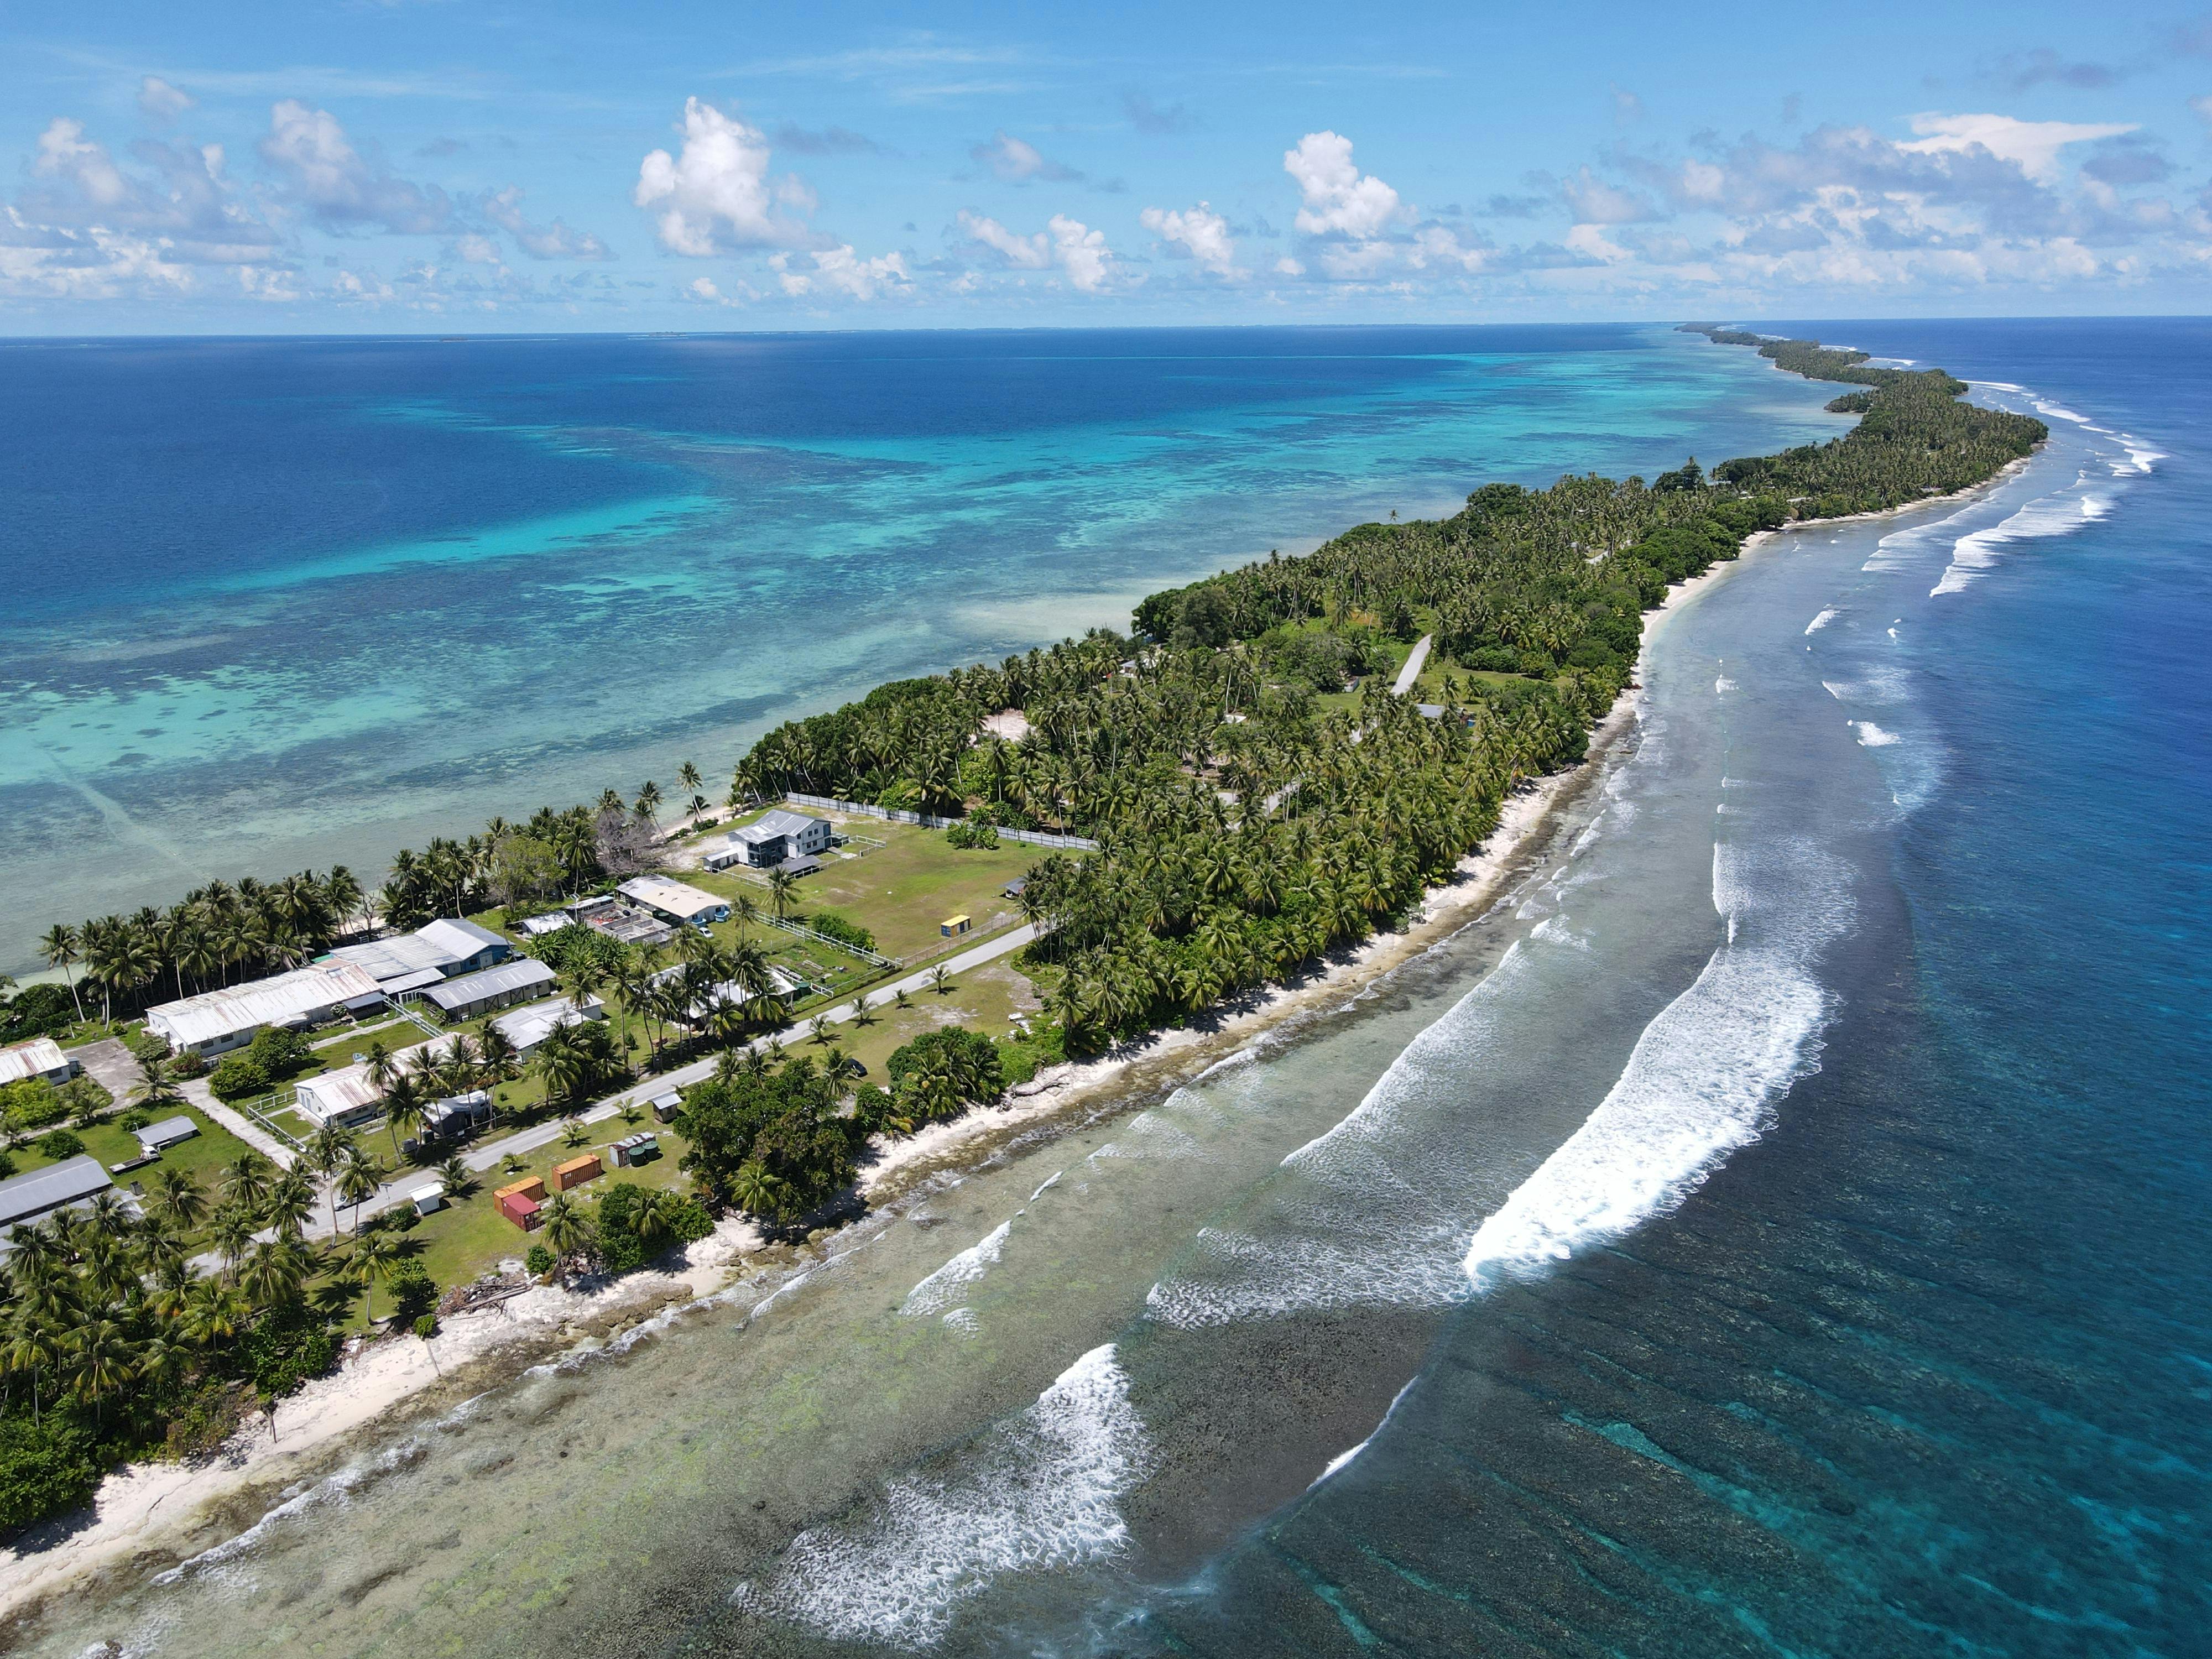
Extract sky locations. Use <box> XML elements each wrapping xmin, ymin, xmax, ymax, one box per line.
<box><xmin>6</xmin><ymin>0</ymin><xmax>2212</xmax><ymax>332</ymax></box>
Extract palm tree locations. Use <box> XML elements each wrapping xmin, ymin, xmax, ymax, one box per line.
<box><xmin>304</xmin><ymin>1123</ymin><xmax>356</xmax><ymax>1234</ymax></box>
<box><xmin>36</xmin><ymin>924</ymin><xmax>84</xmax><ymax>1027</ymax></box>
<box><xmin>223</xmin><ymin>1150</ymin><xmax>274</xmax><ymax>1215</ymax></box>
<box><xmin>540</xmin><ymin>1193</ymin><xmax>594</xmax><ymax>1282</ymax></box>
<box><xmin>264</xmin><ymin>1170</ymin><xmax>315</xmax><ymax>1240</ymax></box>
<box><xmin>133</xmin><ymin>1052</ymin><xmax>184</xmax><ymax>1110</ymax></box>
<box><xmin>345</xmin><ymin>1230</ymin><xmax>400</xmax><ymax>1323</ymax></box>
<box><xmin>635</xmin><ymin>780</ymin><xmax>663</xmax><ymax>823</ymax></box>
<box><xmin>678</xmin><ymin>761</ymin><xmax>703</xmax><ymax>799</ymax></box>
<box><xmin>363</xmin><ymin>1040</ymin><xmax>396</xmax><ymax>1101</ymax></box>
<box><xmin>807</xmin><ymin>1014</ymin><xmax>832</xmax><ymax>1045</ymax></box>
<box><xmin>729</xmin><ymin>891</ymin><xmax>760</xmax><ymax>937</ymax></box>
<box><xmin>560</xmin><ymin>1115</ymin><xmax>588</xmax><ymax>1148</ymax></box>
<box><xmin>209</xmin><ymin>1206</ymin><xmax>256</xmax><ymax>1281</ymax></box>
<box><xmin>535</xmin><ymin>1025</ymin><xmax>588</xmax><ymax>1113</ymax></box>
<box><xmin>383</xmin><ymin>1074</ymin><xmax>428</xmax><ymax>1161</ymax></box>
<box><xmin>437</xmin><ymin>1154</ymin><xmax>471</xmax><ymax>1198</ymax></box>
<box><xmin>4</xmin><ymin>1314</ymin><xmax>61</xmax><ymax>1424</ymax></box>
<box><xmin>149</xmin><ymin>1166</ymin><xmax>211</xmax><ymax>1235</ymax></box>
<box><xmin>240</xmin><ymin>1238</ymin><xmax>306</xmax><ymax>1308</ymax></box>
<box><xmin>929</xmin><ymin>965</ymin><xmax>954</xmax><ymax>996</ymax></box>
<box><xmin>66</xmin><ymin>1317</ymin><xmax>135</xmax><ymax>1421</ymax></box>
<box><xmin>730</xmin><ymin>1161</ymin><xmax>789</xmax><ymax>1223</ymax></box>
<box><xmin>336</xmin><ymin>1150</ymin><xmax>383</xmax><ymax>1233</ymax></box>
<box><xmin>766</xmin><ymin>867</ymin><xmax>799</xmax><ymax>921</ymax></box>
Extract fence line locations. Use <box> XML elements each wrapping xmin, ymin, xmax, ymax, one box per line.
<box><xmin>781</xmin><ymin>792</ymin><xmax>1099</xmax><ymax>853</ymax></box>
<box><xmin>758</xmin><ymin>911</ymin><xmax>901</xmax><ymax>969</ymax></box>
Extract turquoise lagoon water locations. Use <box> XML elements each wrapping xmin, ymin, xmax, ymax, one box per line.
<box><xmin>0</xmin><ymin>325</ymin><xmax>1847</xmax><ymax>970</ymax></box>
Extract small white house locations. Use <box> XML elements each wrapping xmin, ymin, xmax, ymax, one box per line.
<box><xmin>294</xmin><ymin>1068</ymin><xmax>384</xmax><ymax>1131</ymax></box>
<box><xmin>0</xmin><ymin>1037</ymin><xmax>75</xmax><ymax>1088</ymax></box>
<box><xmin>716</xmin><ymin>810</ymin><xmax>833</xmax><ymax>870</ymax></box>
<box><xmin>489</xmin><ymin>995</ymin><xmax>606</xmax><ymax>1057</ymax></box>
<box><xmin>135</xmin><ymin>1115</ymin><xmax>200</xmax><ymax>1157</ymax></box>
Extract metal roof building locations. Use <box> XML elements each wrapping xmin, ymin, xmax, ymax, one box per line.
<box><xmin>490</xmin><ymin>994</ymin><xmax>605</xmax><ymax>1056</ymax></box>
<box><xmin>418</xmin><ymin>957</ymin><xmax>558</xmax><ymax>1022</ymax></box>
<box><xmin>146</xmin><ymin>961</ymin><xmax>384</xmax><ymax>1057</ymax></box>
<box><xmin>618</xmin><ymin>876</ymin><xmax>730</xmax><ymax>927</ymax></box>
<box><xmin>135</xmin><ymin>1115</ymin><xmax>200</xmax><ymax>1155</ymax></box>
<box><xmin>0</xmin><ymin>1037</ymin><xmax>74</xmax><ymax>1087</ymax></box>
<box><xmin>0</xmin><ymin>1155</ymin><xmax>117</xmax><ymax>1238</ymax></box>
<box><xmin>294</xmin><ymin>1068</ymin><xmax>384</xmax><ymax>1130</ymax></box>
<box><xmin>330</xmin><ymin>917</ymin><xmax>510</xmax><ymax>990</ymax></box>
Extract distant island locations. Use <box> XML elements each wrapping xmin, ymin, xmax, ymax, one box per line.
<box><xmin>0</xmin><ymin>331</ymin><xmax>2042</xmax><ymax>1541</ymax></box>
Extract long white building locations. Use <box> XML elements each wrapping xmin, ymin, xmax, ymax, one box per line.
<box><xmin>145</xmin><ymin>961</ymin><xmax>384</xmax><ymax>1058</ymax></box>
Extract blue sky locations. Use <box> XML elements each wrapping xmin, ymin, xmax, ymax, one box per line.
<box><xmin>6</xmin><ymin>0</ymin><xmax>2211</xmax><ymax>331</ymax></box>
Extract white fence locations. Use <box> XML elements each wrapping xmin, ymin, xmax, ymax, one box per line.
<box><xmin>758</xmin><ymin>911</ymin><xmax>900</xmax><ymax>969</ymax></box>
<box><xmin>781</xmin><ymin>793</ymin><xmax>1099</xmax><ymax>852</ymax></box>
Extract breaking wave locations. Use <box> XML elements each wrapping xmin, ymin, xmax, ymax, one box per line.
<box><xmin>1851</xmin><ymin>722</ymin><xmax>1901</xmax><ymax>748</ymax></box>
<box><xmin>1933</xmin><ymin>481</ymin><xmax>2111</xmax><ymax>596</ymax></box>
<box><xmin>732</xmin><ymin>1344</ymin><xmax>1145</xmax><ymax>1647</ymax></box>
<box><xmin>901</xmin><ymin>1220</ymin><xmax>1011</xmax><ymax>1318</ymax></box>
<box><xmin>1464</xmin><ymin>837</ymin><xmax>1853</xmax><ymax>1291</ymax></box>
<box><xmin>1804</xmin><ymin>608</ymin><xmax>1839</xmax><ymax>634</ymax></box>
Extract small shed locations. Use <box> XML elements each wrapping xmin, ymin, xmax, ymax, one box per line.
<box><xmin>649</xmin><ymin>1089</ymin><xmax>682</xmax><ymax>1124</ymax></box>
<box><xmin>609</xmin><ymin>1133</ymin><xmax>661</xmax><ymax>1167</ymax></box>
<box><xmin>406</xmin><ymin>1185</ymin><xmax>444</xmax><ymax>1217</ymax></box>
<box><xmin>135</xmin><ymin>1115</ymin><xmax>200</xmax><ymax>1156</ymax></box>
<box><xmin>941</xmin><ymin>914</ymin><xmax>971</xmax><ymax>938</ymax></box>
<box><xmin>551</xmin><ymin>1153</ymin><xmax>603</xmax><ymax>1192</ymax></box>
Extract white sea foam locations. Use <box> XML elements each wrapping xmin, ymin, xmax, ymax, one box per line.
<box><xmin>2033</xmin><ymin>398</ymin><xmax>2093</xmax><ymax>425</ymax></box>
<box><xmin>732</xmin><ymin>1344</ymin><xmax>1145</xmax><ymax>1646</ymax></box>
<box><xmin>1464</xmin><ymin>837</ymin><xmax>1851</xmax><ymax>1291</ymax></box>
<box><xmin>2111</xmin><ymin>435</ymin><xmax>2166</xmax><ymax>476</ymax></box>
<box><xmin>1932</xmin><ymin>483</ymin><xmax>2112</xmax><ymax>596</ymax></box>
<box><xmin>1715</xmin><ymin>675</ymin><xmax>1737</xmax><ymax>693</ymax></box>
<box><xmin>1851</xmin><ymin>721</ymin><xmax>1900</xmax><ymax>748</ymax></box>
<box><xmin>1029</xmin><ymin>1171</ymin><xmax>1063</xmax><ymax>1202</ymax></box>
<box><xmin>1804</xmin><ymin>608</ymin><xmax>1839</xmax><ymax>635</ymax></box>
<box><xmin>901</xmin><ymin>1221</ymin><xmax>1011</xmax><ymax>1318</ymax></box>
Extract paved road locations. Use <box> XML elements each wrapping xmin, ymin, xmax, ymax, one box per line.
<box><xmin>1391</xmin><ymin>634</ymin><xmax>1434</xmax><ymax>696</ymax></box>
<box><xmin>315</xmin><ymin>921</ymin><xmax>1040</xmax><ymax>1235</ymax></box>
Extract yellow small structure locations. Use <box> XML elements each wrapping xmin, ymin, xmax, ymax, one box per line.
<box><xmin>941</xmin><ymin>914</ymin><xmax>971</xmax><ymax>937</ymax></box>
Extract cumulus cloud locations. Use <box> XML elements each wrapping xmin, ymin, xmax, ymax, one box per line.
<box><xmin>633</xmin><ymin>97</ymin><xmax>818</xmax><ymax>255</ymax></box>
<box><xmin>138</xmin><ymin>77</ymin><xmax>193</xmax><ymax>122</ymax></box>
<box><xmin>1140</xmin><ymin>201</ymin><xmax>1241</xmax><ymax>276</ymax></box>
<box><xmin>957</xmin><ymin>208</ymin><xmax>1049</xmax><ymax>268</ymax></box>
<box><xmin>484</xmin><ymin>185</ymin><xmax>612</xmax><ymax>259</ymax></box>
<box><xmin>260</xmin><ymin>100</ymin><xmax>452</xmax><ymax>234</ymax></box>
<box><xmin>773</xmin><ymin>243</ymin><xmax>911</xmax><ymax>299</ymax></box>
<box><xmin>1284</xmin><ymin>131</ymin><xmax>1404</xmax><ymax>238</ymax></box>
<box><xmin>955</xmin><ymin>208</ymin><xmax>1120</xmax><ymax>290</ymax></box>
<box><xmin>0</xmin><ymin>114</ymin><xmax>286</xmax><ymax>300</ymax></box>
<box><xmin>971</xmin><ymin>130</ymin><xmax>1081</xmax><ymax>184</ymax></box>
<box><xmin>1563</xmin><ymin>166</ymin><xmax>1660</xmax><ymax>223</ymax></box>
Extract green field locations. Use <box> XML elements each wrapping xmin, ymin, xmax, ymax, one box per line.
<box><xmin>693</xmin><ymin>816</ymin><xmax>1035</xmax><ymax>962</ymax></box>
<box><xmin>8</xmin><ymin>1103</ymin><xmax>259</xmax><ymax>1205</ymax></box>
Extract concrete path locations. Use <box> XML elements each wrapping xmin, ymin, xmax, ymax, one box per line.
<box><xmin>312</xmin><ymin>922</ymin><xmax>1040</xmax><ymax>1237</ymax></box>
<box><xmin>1391</xmin><ymin>634</ymin><xmax>1433</xmax><ymax>696</ymax></box>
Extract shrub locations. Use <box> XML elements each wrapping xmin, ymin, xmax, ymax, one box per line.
<box><xmin>0</xmin><ymin>1414</ymin><xmax>104</xmax><ymax>1539</ymax></box>
<box><xmin>118</xmin><ymin>1108</ymin><xmax>150</xmax><ymax>1133</ymax></box>
<box><xmin>0</xmin><ymin>1152</ymin><xmax>15</xmax><ymax>1181</ymax></box>
<box><xmin>244</xmin><ymin>1026</ymin><xmax>312</xmax><ymax>1081</ymax></box>
<box><xmin>995</xmin><ymin>1040</ymin><xmax>1041</xmax><ymax>1089</ymax></box>
<box><xmin>524</xmin><ymin>1243</ymin><xmax>555</xmax><ymax>1277</ymax></box>
<box><xmin>34</xmin><ymin>1128</ymin><xmax>84</xmax><ymax>1162</ymax></box>
<box><xmin>945</xmin><ymin>822</ymin><xmax>1000</xmax><ymax>851</ymax></box>
<box><xmin>0</xmin><ymin>1080</ymin><xmax>66</xmax><ymax>1135</ymax></box>
<box><xmin>241</xmin><ymin>1312</ymin><xmax>337</xmax><ymax>1401</ymax></box>
<box><xmin>388</xmin><ymin>1261</ymin><xmax>439</xmax><ymax>1323</ymax></box>
<box><xmin>413</xmin><ymin>1314</ymin><xmax>439</xmax><ymax>1340</ymax></box>
<box><xmin>0</xmin><ymin>984</ymin><xmax>77</xmax><ymax>1045</ymax></box>
<box><xmin>807</xmin><ymin>911</ymin><xmax>877</xmax><ymax>954</ymax></box>
<box><xmin>206</xmin><ymin>1054</ymin><xmax>270</xmax><ymax>1102</ymax></box>
<box><xmin>162</xmin><ymin>1383</ymin><xmax>247</xmax><ymax>1462</ymax></box>
<box><xmin>170</xmin><ymin>1049</ymin><xmax>207</xmax><ymax>1079</ymax></box>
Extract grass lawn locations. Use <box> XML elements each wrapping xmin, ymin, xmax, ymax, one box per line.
<box><xmin>10</xmin><ymin>1103</ymin><xmax>259</xmax><ymax>1195</ymax></box>
<box><xmin>810</xmin><ymin>957</ymin><xmax>1044</xmax><ymax>1082</ymax></box>
<box><xmin>367</xmin><ymin>1113</ymin><xmax>700</xmax><ymax>1308</ymax></box>
<box><xmin>694</xmin><ymin>818</ymin><xmax>1035</xmax><ymax>962</ymax></box>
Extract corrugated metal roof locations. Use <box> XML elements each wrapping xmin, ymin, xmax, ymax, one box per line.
<box><xmin>137</xmin><ymin>1115</ymin><xmax>199</xmax><ymax>1150</ymax></box>
<box><xmin>418</xmin><ymin>917</ymin><xmax>507</xmax><ymax>958</ymax></box>
<box><xmin>618</xmin><ymin>875</ymin><xmax>727</xmax><ymax>918</ymax></box>
<box><xmin>147</xmin><ymin>962</ymin><xmax>384</xmax><ymax>1048</ymax></box>
<box><xmin>0</xmin><ymin>1155</ymin><xmax>112</xmax><ymax>1231</ymax></box>
<box><xmin>734</xmin><ymin>808</ymin><xmax>827</xmax><ymax>844</ymax></box>
<box><xmin>296</xmin><ymin>1069</ymin><xmax>383</xmax><ymax>1115</ymax></box>
<box><xmin>0</xmin><ymin>1038</ymin><xmax>69</xmax><ymax>1086</ymax></box>
<box><xmin>420</xmin><ymin>957</ymin><xmax>556</xmax><ymax>1012</ymax></box>
<box><xmin>491</xmin><ymin>995</ymin><xmax>603</xmax><ymax>1052</ymax></box>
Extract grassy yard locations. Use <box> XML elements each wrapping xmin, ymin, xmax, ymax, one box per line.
<box><xmin>800</xmin><ymin>956</ymin><xmax>1044</xmax><ymax>1082</ymax></box>
<box><xmin>9</xmin><ymin>1103</ymin><xmax>258</xmax><ymax>1193</ymax></box>
<box><xmin>363</xmin><ymin>1111</ymin><xmax>699</xmax><ymax>1310</ymax></box>
<box><xmin>693</xmin><ymin>817</ymin><xmax>1035</xmax><ymax>963</ymax></box>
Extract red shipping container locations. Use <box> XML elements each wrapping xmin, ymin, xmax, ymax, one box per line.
<box><xmin>498</xmin><ymin>1191</ymin><xmax>542</xmax><ymax>1231</ymax></box>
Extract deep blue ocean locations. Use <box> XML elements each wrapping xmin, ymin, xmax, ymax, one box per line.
<box><xmin>0</xmin><ymin>323</ymin><xmax>1847</xmax><ymax>973</ymax></box>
